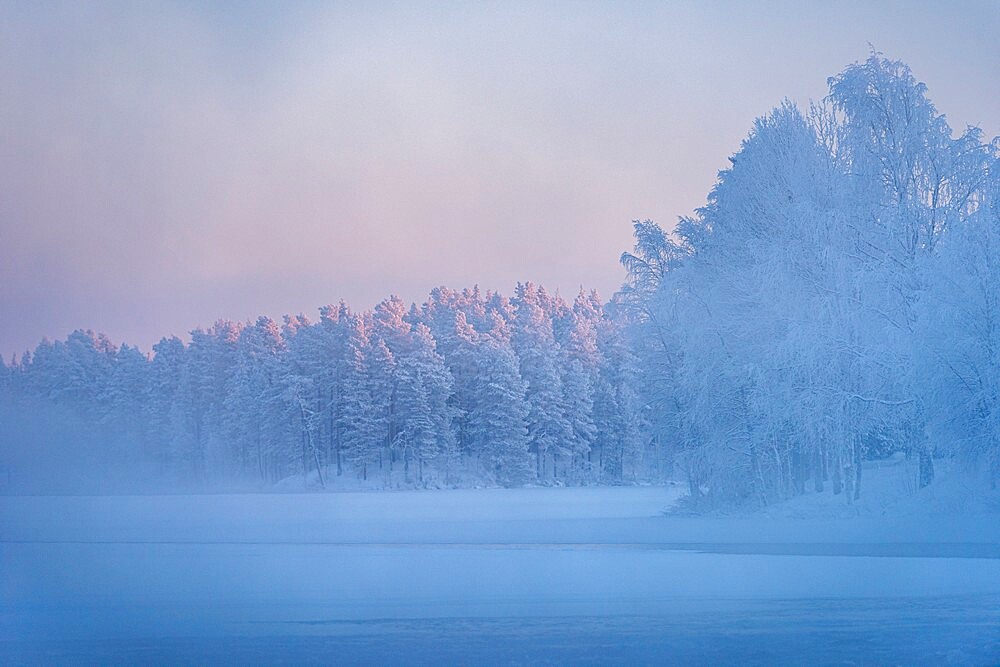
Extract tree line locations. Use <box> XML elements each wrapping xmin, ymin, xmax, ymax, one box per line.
<box><xmin>0</xmin><ymin>284</ymin><xmax>654</xmax><ymax>491</ymax></box>
<box><xmin>3</xmin><ymin>53</ymin><xmax>996</xmax><ymax>507</ymax></box>
<box><xmin>619</xmin><ymin>54</ymin><xmax>1000</xmax><ymax>508</ymax></box>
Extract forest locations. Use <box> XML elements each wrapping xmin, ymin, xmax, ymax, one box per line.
<box><xmin>0</xmin><ymin>284</ymin><xmax>650</xmax><ymax>491</ymax></box>
<box><xmin>620</xmin><ymin>54</ymin><xmax>1000</xmax><ymax>507</ymax></box>
<box><xmin>2</xmin><ymin>54</ymin><xmax>998</xmax><ymax>507</ymax></box>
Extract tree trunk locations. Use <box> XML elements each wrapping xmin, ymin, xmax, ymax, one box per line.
<box><xmin>256</xmin><ymin>428</ymin><xmax>264</xmax><ymax>481</ymax></box>
<box><xmin>792</xmin><ymin>445</ymin><xmax>806</xmax><ymax>495</ymax></box>
<box><xmin>919</xmin><ymin>448</ymin><xmax>934</xmax><ymax>488</ymax></box>
<box><xmin>312</xmin><ymin>441</ymin><xmax>325</xmax><ymax>489</ymax></box>
<box><xmin>687</xmin><ymin>470</ymin><xmax>699</xmax><ymax>509</ymax></box>
<box><xmin>853</xmin><ymin>441</ymin><xmax>862</xmax><ymax>501</ymax></box>
<box><xmin>301</xmin><ymin>431</ymin><xmax>308</xmax><ymax>486</ymax></box>
<box><xmin>813</xmin><ymin>448</ymin><xmax>825</xmax><ymax>493</ymax></box>
<box><xmin>335</xmin><ymin>421</ymin><xmax>343</xmax><ymax>477</ymax></box>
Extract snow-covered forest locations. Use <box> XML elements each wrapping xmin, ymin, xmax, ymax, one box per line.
<box><xmin>4</xmin><ymin>22</ymin><xmax>1000</xmax><ymax>661</ymax></box>
<box><xmin>2</xmin><ymin>55</ymin><xmax>998</xmax><ymax>507</ymax></box>
<box><xmin>619</xmin><ymin>54</ymin><xmax>1000</xmax><ymax>508</ymax></box>
<box><xmin>0</xmin><ymin>284</ymin><xmax>651</xmax><ymax>491</ymax></box>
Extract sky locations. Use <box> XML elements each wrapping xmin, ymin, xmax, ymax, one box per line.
<box><xmin>1</xmin><ymin>1</ymin><xmax>998</xmax><ymax>357</ymax></box>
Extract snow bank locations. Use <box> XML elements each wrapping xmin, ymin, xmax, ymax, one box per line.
<box><xmin>743</xmin><ymin>456</ymin><xmax>1000</xmax><ymax>520</ymax></box>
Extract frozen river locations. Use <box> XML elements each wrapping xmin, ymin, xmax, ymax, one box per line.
<box><xmin>2</xmin><ymin>487</ymin><xmax>999</xmax><ymax>664</ymax></box>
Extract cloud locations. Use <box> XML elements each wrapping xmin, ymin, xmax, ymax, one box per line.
<box><xmin>1</xmin><ymin>1</ymin><xmax>997</xmax><ymax>356</ymax></box>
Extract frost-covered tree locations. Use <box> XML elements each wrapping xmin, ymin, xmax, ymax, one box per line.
<box><xmin>621</xmin><ymin>54</ymin><xmax>997</xmax><ymax>507</ymax></box>
<box><xmin>338</xmin><ymin>315</ymin><xmax>383</xmax><ymax>480</ymax></box>
<box><xmin>392</xmin><ymin>323</ymin><xmax>456</xmax><ymax>483</ymax></box>
<box><xmin>917</xmin><ymin>156</ymin><xmax>1000</xmax><ymax>487</ymax></box>
<box><xmin>315</xmin><ymin>301</ymin><xmax>355</xmax><ymax>475</ymax></box>
<box><xmin>466</xmin><ymin>315</ymin><xmax>533</xmax><ymax>485</ymax></box>
<box><xmin>512</xmin><ymin>282</ymin><xmax>574</xmax><ymax>479</ymax></box>
<box><xmin>2</xmin><ymin>283</ymin><xmax>655</xmax><ymax>490</ymax></box>
<box><xmin>148</xmin><ymin>336</ymin><xmax>188</xmax><ymax>472</ymax></box>
<box><xmin>556</xmin><ymin>291</ymin><xmax>603</xmax><ymax>479</ymax></box>
<box><xmin>183</xmin><ymin>322</ymin><xmax>241</xmax><ymax>479</ymax></box>
<box><xmin>828</xmin><ymin>54</ymin><xmax>995</xmax><ymax>486</ymax></box>
<box><xmin>99</xmin><ymin>344</ymin><xmax>149</xmax><ymax>465</ymax></box>
<box><xmin>224</xmin><ymin>317</ymin><xmax>288</xmax><ymax>482</ymax></box>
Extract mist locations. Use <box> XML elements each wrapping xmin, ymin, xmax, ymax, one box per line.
<box><xmin>3</xmin><ymin>4</ymin><xmax>1000</xmax><ymax>663</ymax></box>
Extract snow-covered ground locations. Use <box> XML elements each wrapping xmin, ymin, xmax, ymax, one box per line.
<box><xmin>2</xmin><ymin>483</ymin><xmax>999</xmax><ymax>664</ymax></box>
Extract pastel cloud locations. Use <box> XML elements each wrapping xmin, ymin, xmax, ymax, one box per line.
<box><xmin>1</xmin><ymin>1</ymin><xmax>997</xmax><ymax>356</ymax></box>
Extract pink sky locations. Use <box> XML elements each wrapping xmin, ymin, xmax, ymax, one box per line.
<box><xmin>2</xmin><ymin>1</ymin><xmax>998</xmax><ymax>357</ymax></box>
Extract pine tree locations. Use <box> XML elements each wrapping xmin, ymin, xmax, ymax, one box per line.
<box><xmin>148</xmin><ymin>336</ymin><xmax>189</xmax><ymax>473</ymax></box>
<box><xmin>339</xmin><ymin>315</ymin><xmax>384</xmax><ymax>481</ymax></box>
<box><xmin>224</xmin><ymin>317</ymin><xmax>288</xmax><ymax>482</ymax></box>
<box><xmin>391</xmin><ymin>323</ymin><xmax>456</xmax><ymax>483</ymax></box>
<box><xmin>469</xmin><ymin>322</ymin><xmax>532</xmax><ymax>485</ymax></box>
<box><xmin>512</xmin><ymin>282</ymin><xmax>573</xmax><ymax>480</ymax></box>
<box><xmin>318</xmin><ymin>301</ymin><xmax>354</xmax><ymax>476</ymax></box>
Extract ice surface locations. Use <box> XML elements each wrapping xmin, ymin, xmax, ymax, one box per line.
<box><xmin>2</xmin><ymin>486</ymin><xmax>999</xmax><ymax>664</ymax></box>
